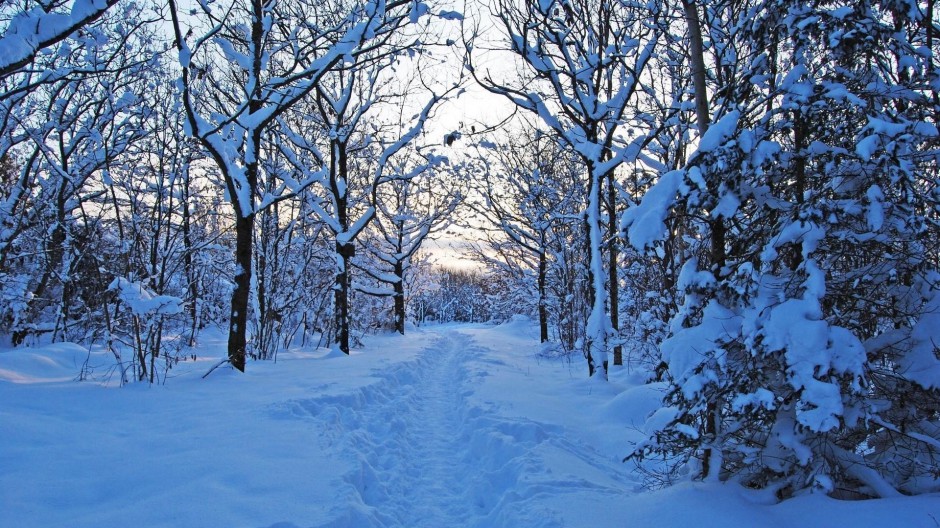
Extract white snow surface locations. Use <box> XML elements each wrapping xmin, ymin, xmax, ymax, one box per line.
<box><xmin>1</xmin><ymin>320</ymin><xmax>939</xmax><ymax>527</ymax></box>
<box><xmin>108</xmin><ymin>277</ymin><xmax>185</xmax><ymax>316</ymax></box>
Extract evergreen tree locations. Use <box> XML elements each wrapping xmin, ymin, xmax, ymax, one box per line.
<box><xmin>625</xmin><ymin>0</ymin><xmax>940</xmax><ymax>496</ymax></box>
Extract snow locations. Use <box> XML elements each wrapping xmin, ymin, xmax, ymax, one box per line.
<box><xmin>712</xmin><ymin>183</ymin><xmax>741</xmax><ymax>219</ymax></box>
<box><xmin>661</xmin><ymin>298</ymin><xmax>739</xmax><ymax>394</ymax></box>
<box><xmin>621</xmin><ymin>169</ymin><xmax>683</xmax><ymax>250</ymax></box>
<box><xmin>437</xmin><ymin>10</ymin><xmax>463</xmax><ymax>21</ymax></box>
<box><xmin>865</xmin><ymin>184</ymin><xmax>885</xmax><ymax>232</ymax></box>
<box><xmin>897</xmin><ymin>276</ymin><xmax>940</xmax><ymax>390</ymax></box>
<box><xmin>108</xmin><ymin>277</ymin><xmax>184</xmax><ymax>316</ymax></box>
<box><xmin>829</xmin><ymin>6</ymin><xmax>854</xmax><ymax>19</ymax></box>
<box><xmin>855</xmin><ymin>134</ymin><xmax>880</xmax><ymax>161</ymax></box>
<box><xmin>0</xmin><ymin>0</ymin><xmax>114</xmax><ymax>74</ymax></box>
<box><xmin>696</xmin><ymin>110</ymin><xmax>739</xmax><ymax>154</ymax></box>
<box><xmin>215</xmin><ymin>37</ymin><xmax>253</xmax><ymax>72</ymax></box>
<box><xmin>1</xmin><ymin>321</ymin><xmax>939</xmax><ymax>527</ymax></box>
<box><xmin>732</xmin><ymin>388</ymin><xmax>776</xmax><ymax>412</ymax></box>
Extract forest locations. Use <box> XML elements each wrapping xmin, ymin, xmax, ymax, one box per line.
<box><xmin>1</xmin><ymin>0</ymin><xmax>939</xmax><ymax>503</ymax></box>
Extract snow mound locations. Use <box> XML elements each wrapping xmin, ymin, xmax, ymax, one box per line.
<box><xmin>0</xmin><ymin>342</ymin><xmax>91</xmax><ymax>383</ymax></box>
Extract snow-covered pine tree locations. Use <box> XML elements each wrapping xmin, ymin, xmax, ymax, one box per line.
<box><xmin>625</xmin><ymin>0</ymin><xmax>940</xmax><ymax>497</ymax></box>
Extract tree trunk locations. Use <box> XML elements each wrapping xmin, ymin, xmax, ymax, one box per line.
<box><xmin>685</xmin><ymin>0</ymin><xmax>710</xmax><ymax>136</ymax></box>
<box><xmin>929</xmin><ymin>0</ymin><xmax>940</xmax><ymax>113</ymax></box>
<box><xmin>133</xmin><ymin>315</ymin><xmax>147</xmax><ymax>381</ymax></box>
<box><xmin>538</xmin><ymin>247</ymin><xmax>549</xmax><ymax>343</ymax></box>
<box><xmin>684</xmin><ymin>0</ymin><xmax>721</xmax><ymax>480</ymax></box>
<box><xmin>333</xmin><ymin>138</ymin><xmax>351</xmax><ymax>354</ymax></box>
<box><xmin>584</xmin><ymin>159</ymin><xmax>609</xmax><ymax>380</ymax></box>
<box><xmin>394</xmin><ymin>260</ymin><xmax>406</xmax><ymax>335</ymax></box>
<box><xmin>789</xmin><ymin>116</ymin><xmax>807</xmax><ymax>270</ymax></box>
<box><xmin>181</xmin><ymin>164</ymin><xmax>199</xmax><ymax>347</ymax></box>
<box><xmin>256</xmin><ymin>207</ymin><xmax>270</xmax><ymax>358</ymax></box>
<box><xmin>608</xmin><ymin>170</ymin><xmax>621</xmax><ymax>365</ymax></box>
<box><xmin>227</xmin><ymin>211</ymin><xmax>253</xmax><ymax>372</ymax></box>
<box><xmin>334</xmin><ymin>246</ymin><xmax>351</xmax><ymax>353</ymax></box>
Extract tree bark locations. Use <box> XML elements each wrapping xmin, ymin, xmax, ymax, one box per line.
<box><xmin>224</xmin><ymin>0</ymin><xmax>264</xmax><ymax>371</ymax></box>
<box><xmin>538</xmin><ymin>248</ymin><xmax>549</xmax><ymax>343</ymax></box>
<box><xmin>394</xmin><ymin>260</ymin><xmax>405</xmax><ymax>335</ymax></box>
<box><xmin>333</xmin><ymin>138</ymin><xmax>351</xmax><ymax>354</ymax></box>
<box><xmin>181</xmin><ymin>164</ymin><xmax>199</xmax><ymax>347</ymax></box>
<box><xmin>685</xmin><ymin>0</ymin><xmax>710</xmax><ymax>135</ymax></box>
<box><xmin>608</xmin><ymin>170</ymin><xmax>621</xmax><ymax>365</ymax></box>
<box><xmin>584</xmin><ymin>158</ymin><xmax>609</xmax><ymax>380</ymax></box>
<box><xmin>684</xmin><ymin>0</ymin><xmax>721</xmax><ymax>480</ymax></box>
<box><xmin>227</xmin><ymin>211</ymin><xmax>253</xmax><ymax>372</ymax></box>
<box><xmin>334</xmin><ymin>245</ymin><xmax>350</xmax><ymax>353</ymax></box>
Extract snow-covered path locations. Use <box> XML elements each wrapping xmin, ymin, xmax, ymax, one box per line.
<box><xmin>3</xmin><ymin>320</ymin><xmax>939</xmax><ymax>528</ymax></box>
<box><xmin>381</xmin><ymin>331</ymin><xmax>477</xmax><ymax>526</ymax></box>
<box><xmin>281</xmin><ymin>325</ymin><xmax>636</xmax><ymax>527</ymax></box>
<box><xmin>293</xmin><ymin>328</ymin><xmax>586</xmax><ymax>527</ymax></box>
<box><xmin>308</xmin><ymin>330</ymin><xmax>485</xmax><ymax>526</ymax></box>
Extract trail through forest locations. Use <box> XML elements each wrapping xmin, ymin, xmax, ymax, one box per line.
<box><xmin>295</xmin><ymin>326</ymin><xmax>633</xmax><ymax>527</ymax></box>
<box><xmin>379</xmin><ymin>331</ymin><xmax>480</xmax><ymax>526</ymax></box>
<box><xmin>305</xmin><ymin>330</ymin><xmax>489</xmax><ymax>526</ymax></box>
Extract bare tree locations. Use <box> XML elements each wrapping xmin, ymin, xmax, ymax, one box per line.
<box><xmin>469</xmin><ymin>0</ymin><xmax>665</xmax><ymax>378</ymax></box>
<box><xmin>357</xmin><ymin>150</ymin><xmax>464</xmax><ymax>334</ymax></box>
<box><xmin>2</xmin><ymin>3</ymin><xmax>154</xmax><ymax>344</ymax></box>
<box><xmin>466</xmin><ymin>125</ymin><xmax>581</xmax><ymax>343</ymax></box>
<box><xmin>276</xmin><ymin>10</ymin><xmax>462</xmax><ymax>352</ymax></box>
<box><xmin>167</xmin><ymin>0</ymin><xmax>450</xmax><ymax>367</ymax></box>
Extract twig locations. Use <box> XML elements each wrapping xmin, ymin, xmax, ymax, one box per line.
<box><xmin>202</xmin><ymin>358</ymin><xmax>231</xmax><ymax>379</ymax></box>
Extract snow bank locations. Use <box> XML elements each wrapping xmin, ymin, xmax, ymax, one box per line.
<box><xmin>0</xmin><ymin>342</ymin><xmax>89</xmax><ymax>383</ymax></box>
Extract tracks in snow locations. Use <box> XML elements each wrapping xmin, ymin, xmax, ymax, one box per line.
<box><xmin>283</xmin><ymin>329</ymin><xmax>485</xmax><ymax>527</ymax></box>
<box><xmin>383</xmin><ymin>330</ymin><xmax>475</xmax><ymax>527</ymax></box>
<box><xmin>278</xmin><ymin>328</ymin><xmax>633</xmax><ymax>527</ymax></box>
